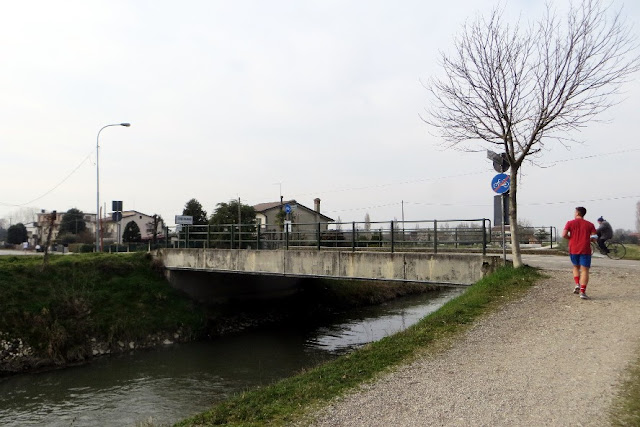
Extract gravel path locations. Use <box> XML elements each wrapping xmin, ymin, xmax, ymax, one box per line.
<box><xmin>308</xmin><ymin>260</ymin><xmax>640</xmax><ymax>426</ymax></box>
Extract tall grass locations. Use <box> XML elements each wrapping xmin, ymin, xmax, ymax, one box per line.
<box><xmin>176</xmin><ymin>266</ymin><xmax>542</xmax><ymax>426</ymax></box>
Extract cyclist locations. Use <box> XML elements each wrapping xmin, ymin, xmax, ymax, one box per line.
<box><xmin>596</xmin><ymin>216</ymin><xmax>613</xmax><ymax>254</ymax></box>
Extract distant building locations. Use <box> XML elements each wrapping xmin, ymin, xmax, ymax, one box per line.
<box><xmin>103</xmin><ymin>210</ymin><xmax>165</xmax><ymax>243</ymax></box>
<box><xmin>35</xmin><ymin>210</ymin><xmax>97</xmax><ymax>245</ymax></box>
<box><xmin>253</xmin><ymin>199</ymin><xmax>334</xmax><ymax>240</ymax></box>
<box><xmin>253</xmin><ymin>198</ymin><xmax>334</xmax><ymax>230</ymax></box>
<box><xmin>34</xmin><ymin>209</ymin><xmax>164</xmax><ymax>246</ymax></box>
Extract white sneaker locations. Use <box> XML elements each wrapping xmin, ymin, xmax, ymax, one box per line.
<box><xmin>579</xmin><ymin>292</ymin><xmax>590</xmax><ymax>300</ymax></box>
<box><xmin>573</xmin><ymin>285</ymin><xmax>580</xmax><ymax>294</ymax></box>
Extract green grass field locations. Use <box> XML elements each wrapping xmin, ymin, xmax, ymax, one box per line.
<box><xmin>622</xmin><ymin>243</ymin><xmax>640</xmax><ymax>260</ymax></box>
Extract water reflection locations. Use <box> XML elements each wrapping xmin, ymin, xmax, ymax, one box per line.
<box><xmin>307</xmin><ymin>289</ymin><xmax>461</xmax><ymax>353</ymax></box>
<box><xmin>0</xmin><ymin>287</ymin><xmax>463</xmax><ymax>426</ymax></box>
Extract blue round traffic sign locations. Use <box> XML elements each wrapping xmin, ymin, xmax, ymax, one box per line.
<box><xmin>285</xmin><ymin>204</ymin><xmax>291</xmax><ymax>214</ymax></box>
<box><xmin>491</xmin><ymin>174</ymin><xmax>510</xmax><ymax>194</ymax></box>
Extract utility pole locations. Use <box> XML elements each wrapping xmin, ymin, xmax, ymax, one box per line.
<box><xmin>401</xmin><ymin>200</ymin><xmax>405</xmax><ymax>241</ymax></box>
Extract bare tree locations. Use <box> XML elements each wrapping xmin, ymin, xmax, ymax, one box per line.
<box><xmin>424</xmin><ymin>0</ymin><xmax>638</xmax><ymax>267</ymax></box>
<box><xmin>146</xmin><ymin>214</ymin><xmax>164</xmax><ymax>246</ymax></box>
<box><xmin>7</xmin><ymin>207</ymin><xmax>39</xmax><ymax>226</ymax></box>
<box><xmin>42</xmin><ymin>211</ymin><xmax>57</xmax><ymax>269</ymax></box>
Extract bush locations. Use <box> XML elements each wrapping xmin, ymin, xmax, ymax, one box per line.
<box><xmin>68</xmin><ymin>243</ymin><xmax>94</xmax><ymax>253</ymax></box>
<box><xmin>57</xmin><ymin>233</ymin><xmax>79</xmax><ymax>245</ymax></box>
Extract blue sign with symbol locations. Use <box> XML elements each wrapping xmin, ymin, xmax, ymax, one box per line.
<box><xmin>284</xmin><ymin>204</ymin><xmax>291</xmax><ymax>214</ymax></box>
<box><xmin>491</xmin><ymin>174</ymin><xmax>510</xmax><ymax>194</ymax></box>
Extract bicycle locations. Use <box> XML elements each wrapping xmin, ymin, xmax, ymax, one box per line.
<box><xmin>590</xmin><ymin>239</ymin><xmax>626</xmax><ymax>260</ymax></box>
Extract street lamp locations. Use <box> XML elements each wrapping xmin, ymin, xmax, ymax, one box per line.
<box><xmin>96</xmin><ymin>123</ymin><xmax>130</xmax><ymax>252</ymax></box>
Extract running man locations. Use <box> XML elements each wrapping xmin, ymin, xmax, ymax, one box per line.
<box><xmin>562</xmin><ymin>207</ymin><xmax>597</xmax><ymax>300</ymax></box>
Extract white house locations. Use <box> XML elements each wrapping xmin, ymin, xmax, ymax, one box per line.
<box><xmin>34</xmin><ymin>209</ymin><xmax>164</xmax><ymax>245</ymax></box>
<box><xmin>104</xmin><ymin>210</ymin><xmax>165</xmax><ymax>243</ymax></box>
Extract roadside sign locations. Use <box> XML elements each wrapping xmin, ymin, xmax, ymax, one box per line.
<box><xmin>284</xmin><ymin>220</ymin><xmax>292</xmax><ymax>232</ymax></box>
<box><xmin>284</xmin><ymin>204</ymin><xmax>291</xmax><ymax>214</ymax></box>
<box><xmin>493</xmin><ymin>194</ymin><xmax>510</xmax><ymax>226</ymax></box>
<box><xmin>491</xmin><ymin>174</ymin><xmax>510</xmax><ymax>194</ymax></box>
<box><xmin>487</xmin><ymin>150</ymin><xmax>509</xmax><ymax>173</ymax></box>
<box><xmin>175</xmin><ymin>215</ymin><xmax>193</xmax><ymax>225</ymax></box>
<box><xmin>112</xmin><ymin>212</ymin><xmax>122</xmax><ymax>222</ymax></box>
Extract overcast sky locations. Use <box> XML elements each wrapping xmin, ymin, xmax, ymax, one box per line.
<box><xmin>1</xmin><ymin>0</ymin><xmax>639</xmax><ymax>232</ymax></box>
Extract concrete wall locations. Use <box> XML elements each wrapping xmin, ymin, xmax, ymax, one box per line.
<box><xmin>156</xmin><ymin>248</ymin><xmax>504</xmax><ymax>285</ymax></box>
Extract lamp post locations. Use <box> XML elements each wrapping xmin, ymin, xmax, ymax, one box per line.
<box><xmin>96</xmin><ymin>123</ymin><xmax>130</xmax><ymax>252</ymax></box>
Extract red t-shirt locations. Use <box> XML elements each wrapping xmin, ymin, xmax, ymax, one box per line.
<box><xmin>564</xmin><ymin>218</ymin><xmax>596</xmax><ymax>254</ymax></box>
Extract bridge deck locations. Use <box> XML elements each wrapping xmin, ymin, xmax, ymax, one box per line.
<box><xmin>157</xmin><ymin>248</ymin><xmax>505</xmax><ymax>286</ymax></box>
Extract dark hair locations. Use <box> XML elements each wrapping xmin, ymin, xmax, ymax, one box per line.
<box><xmin>575</xmin><ymin>206</ymin><xmax>587</xmax><ymax>217</ymax></box>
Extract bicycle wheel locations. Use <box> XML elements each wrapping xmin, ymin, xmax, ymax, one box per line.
<box><xmin>605</xmin><ymin>241</ymin><xmax>626</xmax><ymax>260</ymax></box>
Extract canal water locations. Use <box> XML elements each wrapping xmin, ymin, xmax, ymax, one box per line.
<box><xmin>0</xmin><ymin>287</ymin><xmax>465</xmax><ymax>426</ymax></box>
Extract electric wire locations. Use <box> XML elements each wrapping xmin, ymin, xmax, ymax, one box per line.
<box><xmin>0</xmin><ymin>152</ymin><xmax>93</xmax><ymax>208</ymax></box>
<box><xmin>1</xmin><ymin>146</ymin><xmax>638</xmax><ymax>214</ymax></box>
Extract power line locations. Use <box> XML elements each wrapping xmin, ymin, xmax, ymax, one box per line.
<box><xmin>2</xmin><ymin>145</ymin><xmax>638</xmax><ymax>213</ymax></box>
<box><xmin>0</xmin><ymin>152</ymin><xmax>93</xmax><ymax>208</ymax></box>
<box><xmin>292</xmin><ymin>170</ymin><xmax>488</xmax><ymax>198</ymax></box>
<box><xmin>294</xmin><ymin>148</ymin><xmax>639</xmax><ymax>200</ymax></box>
<box><xmin>307</xmin><ymin>148</ymin><xmax>640</xmax><ymax>214</ymax></box>
<box><xmin>523</xmin><ymin>194</ymin><xmax>640</xmax><ymax>206</ymax></box>
<box><xmin>327</xmin><ymin>194</ymin><xmax>640</xmax><ymax>215</ymax></box>
<box><xmin>536</xmin><ymin>148</ymin><xmax>640</xmax><ymax>168</ymax></box>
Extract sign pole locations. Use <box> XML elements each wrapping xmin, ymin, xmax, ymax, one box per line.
<box><xmin>491</xmin><ymin>172</ymin><xmax>510</xmax><ymax>263</ymax></box>
<box><xmin>501</xmin><ymin>193</ymin><xmax>507</xmax><ymax>262</ymax></box>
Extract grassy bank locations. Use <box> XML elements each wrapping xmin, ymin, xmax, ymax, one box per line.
<box><xmin>610</xmin><ymin>348</ymin><xmax>640</xmax><ymax>426</ymax></box>
<box><xmin>622</xmin><ymin>244</ymin><xmax>640</xmax><ymax>260</ymax></box>
<box><xmin>177</xmin><ymin>266</ymin><xmax>542</xmax><ymax>426</ymax></box>
<box><xmin>0</xmin><ymin>253</ymin><xmax>205</xmax><ymax>370</ymax></box>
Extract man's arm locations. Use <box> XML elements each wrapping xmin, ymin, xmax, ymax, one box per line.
<box><xmin>562</xmin><ymin>228</ymin><xmax>569</xmax><ymax>239</ymax></box>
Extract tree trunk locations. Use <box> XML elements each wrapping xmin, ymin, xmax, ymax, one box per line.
<box><xmin>42</xmin><ymin>214</ymin><xmax>55</xmax><ymax>270</ymax></box>
<box><xmin>509</xmin><ymin>168</ymin><xmax>523</xmax><ymax>267</ymax></box>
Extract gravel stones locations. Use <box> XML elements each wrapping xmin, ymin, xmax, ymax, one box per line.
<box><xmin>309</xmin><ymin>264</ymin><xmax>640</xmax><ymax>426</ymax></box>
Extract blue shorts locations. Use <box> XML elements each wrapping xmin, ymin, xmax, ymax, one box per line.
<box><xmin>570</xmin><ymin>254</ymin><xmax>592</xmax><ymax>268</ymax></box>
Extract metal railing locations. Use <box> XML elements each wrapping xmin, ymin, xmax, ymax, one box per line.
<box><xmin>88</xmin><ymin>222</ymin><xmax>557</xmax><ymax>255</ymax></box>
<box><xmin>166</xmin><ymin>219</ymin><xmax>499</xmax><ymax>255</ymax></box>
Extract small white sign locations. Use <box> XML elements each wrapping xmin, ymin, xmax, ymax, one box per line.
<box><xmin>175</xmin><ymin>215</ymin><xmax>193</xmax><ymax>225</ymax></box>
<box><xmin>284</xmin><ymin>220</ymin><xmax>292</xmax><ymax>232</ymax></box>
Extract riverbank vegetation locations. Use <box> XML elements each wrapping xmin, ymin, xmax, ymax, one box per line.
<box><xmin>177</xmin><ymin>266</ymin><xmax>542</xmax><ymax>426</ymax></box>
<box><xmin>0</xmin><ymin>253</ymin><xmax>439</xmax><ymax>375</ymax></box>
<box><xmin>0</xmin><ymin>253</ymin><xmax>206</xmax><ymax>373</ymax></box>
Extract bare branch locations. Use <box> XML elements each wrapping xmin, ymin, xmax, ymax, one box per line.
<box><xmin>423</xmin><ymin>0</ymin><xmax>639</xmax><ymax>266</ymax></box>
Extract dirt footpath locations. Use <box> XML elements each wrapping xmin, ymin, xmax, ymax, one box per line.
<box><xmin>308</xmin><ymin>261</ymin><xmax>640</xmax><ymax>426</ymax></box>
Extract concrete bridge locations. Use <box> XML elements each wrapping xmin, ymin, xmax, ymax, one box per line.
<box><xmin>156</xmin><ymin>248</ymin><xmax>505</xmax><ymax>288</ymax></box>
